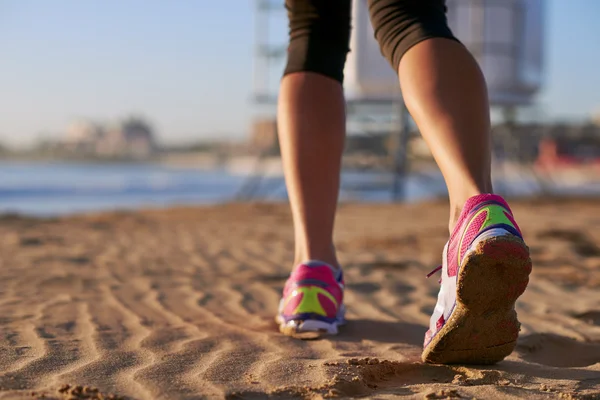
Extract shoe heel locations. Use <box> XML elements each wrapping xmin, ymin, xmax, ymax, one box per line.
<box><xmin>423</xmin><ymin>235</ymin><xmax>532</xmax><ymax>364</ymax></box>
<box><xmin>458</xmin><ymin>235</ymin><xmax>532</xmax><ymax>312</ymax></box>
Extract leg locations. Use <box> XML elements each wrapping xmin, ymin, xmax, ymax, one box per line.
<box><xmin>400</xmin><ymin>39</ymin><xmax>493</xmax><ymax>231</ymax></box>
<box><xmin>275</xmin><ymin>0</ymin><xmax>350</xmax><ymax>337</ymax></box>
<box><xmin>369</xmin><ymin>0</ymin><xmax>492</xmax><ymax>232</ymax></box>
<box><xmin>279</xmin><ymin>0</ymin><xmax>351</xmax><ymax>268</ymax></box>
<box><xmin>368</xmin><ymin>0</ymin><xmax>531</xmax><ymax>364</ymax></box>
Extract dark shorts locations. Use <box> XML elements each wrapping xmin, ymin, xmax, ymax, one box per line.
<box><xmin>284</xmin><ymin>0</ymin><xmax>459</xmax><ymax>83</ymax></box>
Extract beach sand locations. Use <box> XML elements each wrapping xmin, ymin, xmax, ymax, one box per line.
<box><xmin>0</xmin><ymin>198</ymin><xmax>598</xmax><ymax>399</ymax></box>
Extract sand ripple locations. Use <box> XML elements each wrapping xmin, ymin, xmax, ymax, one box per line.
<box><xmin>0</xmin><ymin>199</ymin><xmax>598</xmax><ymax>399</ymax></box>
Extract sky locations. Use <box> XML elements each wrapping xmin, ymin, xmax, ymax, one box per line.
<box><xmin>0</xmin><ymin>0</ymin><xmax>599</xmax><ymax>148</ymax></box>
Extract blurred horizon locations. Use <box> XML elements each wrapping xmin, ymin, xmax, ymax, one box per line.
<box><xmin>1</xmin><ymin>0</ymin><xmax>600</xmax><ymax>149</ymax></box>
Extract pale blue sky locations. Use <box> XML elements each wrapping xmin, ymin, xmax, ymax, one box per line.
<box><xmin>0</xmin><ymin>0</ymin><xmax>599</xmax><ymax>148</ymax></box>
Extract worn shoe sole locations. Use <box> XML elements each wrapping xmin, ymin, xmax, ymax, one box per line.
<box><xmin>422</xmin><ymin>235</ymin><xmax>532</xmax><ymax>364</ymax></box>
<box><xmin>276</xmin><ymin>305</ymin><xmax>346</xmax><ymax>340</ymax></box>
<box><xmin>276</xmin><ymin>317</ymin><xmax>340</xmax><ymax>339</ymax></box>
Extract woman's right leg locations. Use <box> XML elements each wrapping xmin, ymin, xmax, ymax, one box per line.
<box><xmin>276</xmin><ymin>0</ymin><xmax>351</xmax><ymax>337</ymax></box>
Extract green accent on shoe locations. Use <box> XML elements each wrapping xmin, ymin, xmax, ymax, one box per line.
<box><xmin>458</xmin><ymin>204</ymin><xmax>516</xmax><ymax>266</ymax></box>
<box><xmin>480</xmin><ymin>204</ymin><xmax>516</xmax><ymax>231</ymax></box>
<box><xmin>292</xmin><ymin>286</ymin><xmax>338</xmax><ymax>316</ymax></box>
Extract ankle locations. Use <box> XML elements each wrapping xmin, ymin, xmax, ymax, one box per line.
<box><xmin>448</xmin><ymin>190</ymin><xmax>494</xmax><ymax>232</ymax></box>
<box><xmin>294</xmin><ymin>244</ymin><xmax>340</xmax><ymax>270</ymax></box>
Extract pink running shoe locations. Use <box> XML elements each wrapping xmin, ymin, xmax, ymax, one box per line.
<box><xmin>423</xmin><ymin>194</ymin><xmax>532</xmax><ymax>364</ymax></box>
<box><xmin>276</xmin><ymin>260</ymin><xmax>345</xmax><ymax>339</ymax></box>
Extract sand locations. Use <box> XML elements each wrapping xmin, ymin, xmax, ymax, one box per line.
<box><xmin>0</xmin><ymin>197</ymin><xmax>598</xmax><ymax>399</ymax></box>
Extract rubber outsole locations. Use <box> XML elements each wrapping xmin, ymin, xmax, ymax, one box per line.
<box><xmin>422</xmin><ymin>235</ymin><xmax>532</xmax><ymax>365</ymax></box>
<box><xmin>276</xmin><ymin>307</ymin><xmax>345</xmax><ymax>340</ymax></box>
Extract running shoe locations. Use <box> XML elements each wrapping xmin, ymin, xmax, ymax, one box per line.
<box><xmin>276</xmin><ymin>260</ymin><xmax>345</xmax><ymax>339</ymax></box>
<box><xmin>423</xmin><ymin>194</ymin><xmax>532</xmax><ymax>364</ymax></box>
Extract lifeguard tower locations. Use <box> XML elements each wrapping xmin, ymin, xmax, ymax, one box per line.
<box><xmin>249</xmin><ymin>0</ymin><xmax>545</xmax><ymax>200</ymax></box>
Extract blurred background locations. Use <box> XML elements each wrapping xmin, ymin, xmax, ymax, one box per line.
<box><xmin>0</xmin><ymin>0</ymin><xmax>598</xmax><ymax>216</ymax></box>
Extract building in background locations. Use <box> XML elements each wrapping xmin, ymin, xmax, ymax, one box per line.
<box><xmin>64</xmin><ymin>120</ymin><xmax>104</xmax><ymax>154</ymax></box>
<box><xmin>535</xmin><ymin>123</ymin><xmax>600</xmax><ymax>170</ymax></box>
<box><xmin>47</xmin><ymin>117</ymin><xmax>157</xmax><ymax>160</ymax></box>
<box><xmin>96</xmin><ymin>118</ymin><xmax>156</xmax><ymax>159</ymax></box>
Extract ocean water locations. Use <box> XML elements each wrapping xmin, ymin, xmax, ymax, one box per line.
<box><xmin>0</xmin><ymin>162</ymin><xmax>258</xmax><ymax>215</ymax></box>
<box><xmin>0</xmin><ymin>161</ymin><xmax>447</xmax><ymax>216</ymax></box>
<box><xmin>0</xmin><ymin>161</ymin><xmax>596</xmax><ymax>216</ymax></box>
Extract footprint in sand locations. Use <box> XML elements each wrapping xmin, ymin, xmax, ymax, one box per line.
<box><xmin>574</xmin><ymin>311</ymin><xmax>600</xmax><ymax>327</ymax></box>
<box><xmin>536</xmin><ymin>229</ymin><xmax>600</xmax><ymax>257</ymax></box>
<box><xmin>346</xmin><ymin>282</ymin><xmax>380</xmax><ymax>294</ymax></box>
<box><xmin>516</xmin><ymin>333</ymin><xmax>600</xmax><ymax>367</ymax></box>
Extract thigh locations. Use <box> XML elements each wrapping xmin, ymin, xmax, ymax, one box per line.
<box><xmin>284</xmin><ymin>0</ymin><xmax>353</xmax><ymax>82</ymax></box>
<box><xmin>285</xmin><ymin>0</ymin><xmax>352</xmax><ymax>43</ymax></box>
<box><xmin>367</xmin><ymin>0</ymin><xmax>457</xmax><ymax>70</ymax></box>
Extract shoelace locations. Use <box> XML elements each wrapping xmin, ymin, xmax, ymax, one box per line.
<box><xmin>426</xmin><ymin>264</ymin><xmax>443</xmax><ymax>284</ymax></box>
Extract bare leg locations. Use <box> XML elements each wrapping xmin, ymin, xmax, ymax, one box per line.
<box><xmin>277</xmin><ymin>72</ymin><xmax>345</xmax><ymax>269</ymax></box>
<box><xmin>365</xmin><ymin>1</ymin><xmax>529</xmax><ymax>364</ymax></box>
<box><xmin>398</xmin><ymin>38</ymin><xmax>493</xmax><ymax>231</ymax></box>
<box><xmin>401</xmin><ymin>39</ymin><xmax>532</xmax><ymax>365</ymax></box>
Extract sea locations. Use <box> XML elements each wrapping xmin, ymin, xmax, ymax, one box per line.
<box><xmin>0</xmin><ymin>161</ymin><xmax>597</xmax><ymax>216</ymax></box>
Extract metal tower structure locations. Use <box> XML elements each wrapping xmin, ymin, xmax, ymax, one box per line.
<box><xmin>250</xmin><ymin>0</ymin><xmax>546</xmax><ymax>201</ymax></box>
<box><xmin>252</xmin><ymin>0</ymin><xmax>285</xmax><ymax>106</ymax></box>
<box><xmin>251</xmin><ymin>0</ymin><xmax>412</xmax><ymax>202</ymax></box>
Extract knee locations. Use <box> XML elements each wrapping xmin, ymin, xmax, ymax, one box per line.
<box><xmin>368</xmin><ymin>0</ymin><xmax>460</xmax><ymax>71</ymax></box>
<box><xmin>284</xmin><ymin>0</ymin><xmax>351</xmax><ymax>83</ymax></box>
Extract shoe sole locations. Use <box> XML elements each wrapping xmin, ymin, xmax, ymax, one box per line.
<box><xmin>422</xmin><ymin>234</ymin><xmax>532</xmax><ymax>364</ymax></box>
<box><xmin>276</xmin><ymin>317</ymin><xmax>339</xmax><ymax>339</ymax></box>
<box><xmin>276</xmin><ymin>306</ymin><xmax>346</xmax><ymax>340</ymax></box>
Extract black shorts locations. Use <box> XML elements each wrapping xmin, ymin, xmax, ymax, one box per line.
<box><xmin>284</xmin><ymin>0</ymin><xmax>459</xmax><ymax>83</ymax></box>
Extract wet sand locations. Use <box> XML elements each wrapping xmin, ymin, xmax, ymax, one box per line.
<box><xmin>0</xmin><ymin>198</ymin><xmax>598</xmax><ymax>399</ymax></box>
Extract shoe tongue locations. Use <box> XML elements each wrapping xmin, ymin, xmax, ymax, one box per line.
<box><xmin>302</xmin><ymin>260</ymin><xmax>341</xmax><ymax>280</ymax></box>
